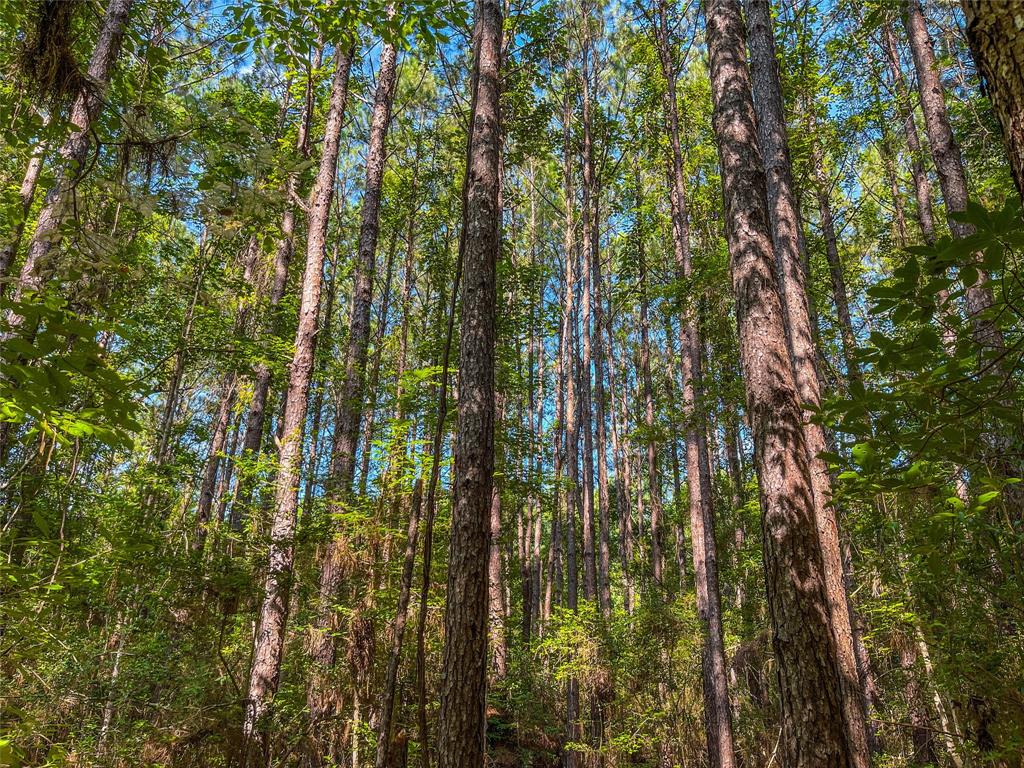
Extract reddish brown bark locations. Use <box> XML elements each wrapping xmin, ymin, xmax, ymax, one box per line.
<box><xmin>704</xmin><ymin>0</ymin><xmax>852</xmax><ymax>764</ymax></box>
<box><xmin>745</xmin><ymin>2</ymin><xmax>871</xmax><ymax>763</ymax></box>
<box><xmin>436</xmin><ymin>0</ymin><xmax>502</xmax><ymax>763</ymax></box>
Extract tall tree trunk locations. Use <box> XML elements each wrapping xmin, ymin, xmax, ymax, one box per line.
<box><xmin>374</xmin><ymin>477</ymin><xmax>424</xmax><ymax>768</ymax></box>
<box><xmin>487</xmin><ymin>483</ymin><xmax>508</xmax><ymax>680</ymax></box>
<box><xmin>559</xmin><ymin>81</ymin><xmax>583</xmax><ymax>767</ymax></box>
<box><xmin>655</xmin><ymin>4</ymin><xmax>737</xmax><ymax>763</ymax></box>
<box><xmin>881</xmin><ymin>22</ymin><xmax>938</xmax><ymax>245</ymax></box>
<box><xmin>8</xmin><ymin>0</ymin><xmax>133</xmax><ymax>330</ymax></box>
<box><xmin>194</xmin><ymin>374</ymin><xmax>238</xmax><ymax>550</ymax></box>
<box><xmin>810</xmin><ymin>138</ymin><xmax>862</xmax><ymax>385</ymax></box>
<box><xmin>415</xmin><ymin>246</ymin><xmax>461</xmax><ymax>768</ymax></box>
<box><xmin>436</xmin><ymin>0</ymin><xmax>502</xmax><ymax>763</ymax></box>
<box><xmin>232</xmin><ymin>48</ymin><xmax>324</xmax><ymax>527</ymax></box>
<box><xmin>703</xmin><ymin>0</ymin><xmax>852</xmax><ymax>764</ymax></box>
<box><xmin>607</xmin><ymin>317</ymin><xmax>634</xmax><ymax>614</ymax></box>
<box><xmin>961</xmin><ymin>1</ymin><xmax>1024</xmax><ymax>206</ymax></box>
<box><xmin>581</xmin><ymin>26</ymin><xmax>611</xmax><ymax>617</ymax></box>
<box><xmin>195</xmin><ymin>236</ymin><xmax>261</xmax><ymax>550</ymax></box>
<box><xmin>745</xmin><ymin>3</ymin><xmax>871</xmax><ymax>763</ymax></box>
<box><xmin>241</xmin><ymin>46</ymin><xmax>352</xmax><ymax>759</ymax></box>
<box><xmin>307</xmin><ymin>40</ymin><xmax>398</xmax><ymax>721</ymax></box>
<box><xmin>358</xmin><ymin>228</ymin><xmax>400</xmax><ymax>497</ymax></box>
<box><xmin>902</xmin><ymin>0</ymin><xmax>1001</xmax><ymax>349</ymax></box>
<box><xmin>636</xmin><ymin>203</ymin><xmax>664</xmax><ymax>591</ymax></box>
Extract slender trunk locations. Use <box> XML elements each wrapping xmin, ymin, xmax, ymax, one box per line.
<box><xmin>810</xmin><ymin>139</ymin><xmax>862</xmax><ymax>386</ymax></box>
<box><xmin>8</xmin><ymin>0</ymin><xmax>133</xmax><ymax>329</ymax></box>
<box><xmin>358</xmin><ymin>229</ymin><xmax>400</xmax><ymax>497</ymax></box>
<box><xmin>607</xmin><ymin>320</ymin><xmax>634</xmax><ymax>614</ymax></box>
<box><xmin>704</xmin><ymin>0</ymin><xmax>852</xmax><ymax>764</ymax></box>
<box><xmin>655</xmin><ymin>5</ymin><xmax>736</xmax><ymax>760</ymax></box>
<box><xmin>0</xmin><ymin>142</ymin><xmax>46</xmax><ymax>288</ymax></box>
<box><xmin>242</xmin><ymin>46</ymin><xmax>352</xmax><ymax>758</ymax></box>
<box><xmin>636</xmin><ymin>210</ymin><xmax>664</xmax><ymax>590</ymax></box>
<box><xmin>559</xmin><ymin>82</ymin><xmax>583</xmax><ymax>768</ymax></box>
<box><xmin>962</xmin><ymin>1</ymin><xmax>1024</xmax><ymax>205</ymax></box>
<box><xmin>745</xmin><ymin>4</ymin><xmax>872</xmax><ymax>764</ymax></box>
<box><xmin>374</xmin><ymin>477</ymin><xmax>424</xmax><ymax>768</ymax></box>
<box><xmin>580</xmin><ymin>41</ymin><xmax>598</xmax><ymax>604</ymax></box>
<box><xmin>578</xmin><ymin>38</ymin><xmax>613</xmax><ymax>614</ymax></box>
<box><xmin>898</xmin><ymin>634</ymin><xmax>940</xmax><ymax>766</ymax></box>
<box><xmin>233</xmin><ymin>48</ymin><xmax>323</xmax><ymax>526</ymax></box>
<box><xmin>436</xmin><ymin>0</ymin><xmax>502</xmax><ymax>762</ymax></box>
<box><xmin>96</xmin><ymin>616</ymin><xmax>128</xmax><ymax>756</ymax></box>
<box><xmin>302</xmin><ymin>245</ymin><xmax>340</xmax><ymax>522</ymax></box>
<box><xmin>307</xmin><ymin>41</ymin><xmax>398</xmax><ymax>718</ymax></box>
<box><xmin>903</xmin><ymin>0</ymin><xmax>1001</xmax><ymax>349</ymax></box>
<box><xmin>194</xmin><ymin>373</ymin><xmax>238</xmax><ymax>550</ymax></box>
<box><xmin>881</xmin><ymin>23</ymin><xmax>938</xmax><ymax>245</ymax></box>
<box><xmin>487</xmin><ymin>483</ymin><xmax>508</xmax><ymax>680</ymax></box>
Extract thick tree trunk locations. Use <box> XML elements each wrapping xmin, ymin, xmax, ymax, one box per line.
<box><xmin>436</xmin><ymin>0</ymin><xmax>502</xmax><ymax>763</ymax></box>
<box><xmin>703</xmin><ymin>0</ymin><xmax>852</xmax><ymax>764</ymax></box>
<box><xmin>307</xmin><ymin>40</ymin><xmax>398</xmax><ymax>720</ymax></box>
<box><xmin>962</xmin><ymin>1</ymin><xmax>1024</xmax><ymax>206</ymax></box>
<box><xmin>241</xmin><ymin>46</ymin><xmax>352</xmax><ymax>759</ymax></box>
<box><xmin>744</xmin><ymin>3</ymin><xmax>871</xmax><ymax>764</ymax></box>
<box><xmin>655</xmin><ymin>4</ymin><xmax>737</xmax><ymax>763</ymax></box>
<box><xmin>8</xmin><ymin>0</ymin><xmax>133</xmax><ymax>330</ymax></box>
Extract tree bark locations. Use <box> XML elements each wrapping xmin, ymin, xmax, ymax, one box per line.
<box><xmin>703</xmin><ymin>0</ymin><xmax>852</xmax><ymax>764</ymax></box>
<box><xmin>655</xmin><ymin>3</ymin><xmax>737</xmax><ymax>763</ymax></box>
<box><xmin>745</xmin><ymin>3</ymin><xmax>871</xmax><ymax>763</ymax></box>
<box><xmin>307</xmin><ymin>39</ymin><xmax>398</xmax><ymax>719</ymax></box>
<box><xmin>636</xmin><ymin>200</ymin><xmax>664</xmax><ymax>591</ymax></box>
<box><xmin>902</xmin><ymin>0</ymin><xmax>1001</xmax><ymax>350</ymax></box>
<box><xmin>0</xmin><ymin>141</ymin><xmax>46</xmax><ymax>290</ymax></box>
<box><xmin>962</xmin><ymin>0</ymin><xmax>1024</xmax><ymax>206</ymax></box>
<box><xmin>436</xmin><ymin>0</ymin><xmax>502</xmax><ymax>763</ymax></box>
<box><xmin>374</xmin><ymin>477</ymin><xmax>424</xmax><ymax>768</ymax></box>
<box><xmin>232</xmin><ymin>47</ymin><xmax>323</xmax><ymax>528</ymax></box>
<box><xmin>8</xmin><ymin>0</ymin><xmax>133</xmax><ymax>331</ymax></box>
<box><xmin>241</xmin><ymin>46</ymin><xmax>352</xmax><ymax>759</ymax></box>
<box><xmin>881</xmin><ymin>22</ymin><xmax>938</xmax><ymax>245</ymax></box>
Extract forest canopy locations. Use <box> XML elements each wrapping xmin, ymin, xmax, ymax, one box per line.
<box><xmin>1</xmin><ymin>0</ymin><xmax>1023</xmax><ymax>767</ymax></box>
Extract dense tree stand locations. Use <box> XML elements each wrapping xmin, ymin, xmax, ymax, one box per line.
<box><xmin>3</xmin><ymin>1</ymin><xmax>1022</xmax><ymax>767</ymax></box>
